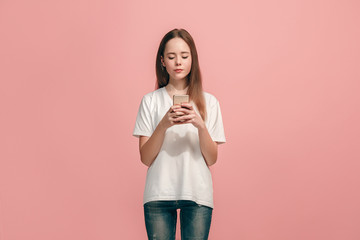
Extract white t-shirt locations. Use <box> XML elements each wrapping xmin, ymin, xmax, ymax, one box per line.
<box><xmin>133</xmin><ymin>87</ymin><xmax>226</xmax><ymax>208</ymax></box>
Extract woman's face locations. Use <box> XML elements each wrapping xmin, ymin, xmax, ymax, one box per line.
<box><xmin>161</xmin><ymin>37</ymin><xmax>192</xmax><ymax>83</ymax></box>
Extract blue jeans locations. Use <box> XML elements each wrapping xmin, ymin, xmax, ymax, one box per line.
<box><xmin>144</xmin><ymin>200</ymin><xmax>213</xmax><ymax>240</ymax></box>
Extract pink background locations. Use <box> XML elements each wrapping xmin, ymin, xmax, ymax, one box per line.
<box><xmin>1</xmin><ymin>0</ymin><xmax>359</xmax><ymax>239</ymax></box>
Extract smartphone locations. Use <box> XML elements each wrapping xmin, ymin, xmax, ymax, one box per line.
<box><xmin>173</xmin><ymin>95</ymin><xmax>189</xmax><ymax>105</ymax></box>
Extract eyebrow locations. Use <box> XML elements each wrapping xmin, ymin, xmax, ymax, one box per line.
<box><xmin>166</xmin><ymin>51</ymin><xmax>190</xmax><ymax>55</ymax></box>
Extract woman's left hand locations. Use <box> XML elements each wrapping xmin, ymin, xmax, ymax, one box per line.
<box><xmin>173</xmin><ymin>102</ymin><xmax>205</xmax><ymax>129</ymax></box>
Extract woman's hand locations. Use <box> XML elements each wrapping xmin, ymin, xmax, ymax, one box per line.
<box><xmin>139</xmin><ymin>105</ymin><xmax>184</xmax><ymax>166</ymax></box>
<box><xmin>159</xmin><ymin>104</ymin><xmax>185</xmax><ymax>129</ymax></box>
<box><xmin>172</xmin><ymin>102</ymin><xmax>205</xmax><ymax>129</ymax></box>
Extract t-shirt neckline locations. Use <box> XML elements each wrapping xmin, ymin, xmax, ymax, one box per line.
<box><xmin>162</xmin><ymin>87</ymin><xmax>173</xmax><ymax>104</ymax></box>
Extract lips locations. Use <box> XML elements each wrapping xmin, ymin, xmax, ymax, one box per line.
<box><xmin>175</xmin><ymin>69</ymin><xmax>183</xmax><ymax>73</ymax></box>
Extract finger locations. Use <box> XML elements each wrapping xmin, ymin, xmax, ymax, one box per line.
<box><xmin>176</xmin><ymin>118</ymin><xmax>194</xmax><ymax>124</ymax></box>
<box><xmin>169</xmin><ymin>112</ymin><xmax>182</xmax><ymax>119</ymax></box>
<box><xmin>170</xmin><ymin>106</ymin><xmax>181</xmax><ymax>113</ymax></box>
<box><xmin>172</xmin><ymin>119</ymin><xmax>186</xmax><ymax>124</ymax></box>
<box><xmin>174</xmin><ymin>111</ymin><xmax>185</xmax><ymax>116</ymax></box>
<box><xmin>181</xmin><ymin>103</ymin><xmax>193</xmax><ymax>109</ymax></box>
<box><xmin>175</xmin><ymin>114</ymin><xmax>195</xmax><ymax>122</ymax></box>
<box><xmin>172</xmin><ymin>114</ymin><xmax>191</xmax><ymax>123</ymax></box>
<box><xmin>170</xmin><ymin>110</ymin><xmax>185</xmax><ymax>117</ymax></box>
<box><xmin>170</xmin><ymin>113</ymin><xmax>184</xmax><ymax>120</ymax></box>
<box><xmin>175</xmin><ymin>108</ymin><xmax>193</xmax><ymax>115</ymax></box>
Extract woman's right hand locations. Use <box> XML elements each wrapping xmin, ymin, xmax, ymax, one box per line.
<box><xmin>139</xmin><ymin>105</ymin><xmax>187</xmax><ymax>167</ymax></box>
<box><xmin>159</xmin><ymin>105</ymin><xmax>185</xmax><ymax>129</ymax></box>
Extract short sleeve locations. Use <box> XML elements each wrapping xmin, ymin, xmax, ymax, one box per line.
<box><xmin>206</xmin><ymin>98</ymin><xmax>226</xmax><ymax>144</ymax></box>
<box><xmin>133</xmin><ymin>95</ymin><xmax>153</xmax><ymax>138</ymax></box>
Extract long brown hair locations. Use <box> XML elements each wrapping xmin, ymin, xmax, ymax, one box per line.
<box><xmin>155</xmin><ymin>28</ymin><xmax>206</xmax><ymax>120</ymax></box>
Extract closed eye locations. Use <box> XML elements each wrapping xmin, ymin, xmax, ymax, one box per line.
<box><xmin>168</xmin><ymin>56</ymin><xmax>189</xmax><ymax>60</ymax></box>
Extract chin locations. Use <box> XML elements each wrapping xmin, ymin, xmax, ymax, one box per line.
<box><xmin>172</xmin><ymin>75</ymin><xmax>186</xmax><ymax>81</ymax></box>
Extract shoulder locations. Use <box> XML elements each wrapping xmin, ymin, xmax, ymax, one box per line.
<box><xmin>142</xmin><ymin>87</ymin><xmax>163</xmax><ymax>99</ymax></box>
<box><xmin>203</xmin><ymin>91</ymin><xmax>220</xmax><ymax>108</ymax></box>
<box><xmin>141</xmin><ymin>87</ymin><xmax>164</xmax><ymax>104</ymax></box>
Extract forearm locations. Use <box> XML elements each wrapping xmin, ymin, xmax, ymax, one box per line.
<box><xmin>140</xmin><ymin>122</ymin><xmax>167</xmax><ymax>167</ymax></box>
<box><xmin>198</xmin><ymin>125</ymin><xmax>218</xmax><ymax>166</ymax></box>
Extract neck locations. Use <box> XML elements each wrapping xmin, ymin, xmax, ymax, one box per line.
<box><xmin>166</xmin><ymin>79</ymin><xmax>188</xmax><ymax>92</ymax></box>
<box><xmin>165</xmin><ymin>79</ymin><xmax>189</xmax><ymax>99</ymax></box>
<box><xmin>167</xmin><ymin>79</ymin><xmax>188</xmax><ymax>91</ymax></box>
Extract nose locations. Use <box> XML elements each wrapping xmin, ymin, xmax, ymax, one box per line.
<box><xmin>175</xmin><ymin>56</ymin><xmax>182</xmax><ymax>65</ymax></box>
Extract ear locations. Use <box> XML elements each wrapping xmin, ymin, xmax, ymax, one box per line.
<box><xmin>160</xmin><ymin>56</ymin><xmax>165</xmax><ymax>67</ymax></box>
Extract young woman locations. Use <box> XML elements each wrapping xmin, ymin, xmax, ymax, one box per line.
<box><xmin>133</xmin><ymin>28</ymin><xmax>226</xmax><ymax>240</ymax></box>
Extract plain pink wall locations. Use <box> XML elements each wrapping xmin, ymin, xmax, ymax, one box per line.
<box><xmin>1</xmin><ymin>0</ymin><xmax>359</xmax><ymax>239</ymax></box>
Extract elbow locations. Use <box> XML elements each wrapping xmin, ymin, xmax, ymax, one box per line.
<box><xmin>140</xmin><ymin>154</ymin><xmax>151</xmax><ymax>167</ymax></box>
<box><xmin>141</xmin><ymin>159</ymin><xmax>151</xmax><ymax>167</ymax></box>
<box><xmin>207</xmin><ymin>148</ymin><xmax>218</xmax><ymax>166</ymax></box>
<box><xmin>140</xmin><ymin>151</ymin><xmax>154</xmax><ymax>167</ymax></box>
<box><xmin>203</xmin><ymin>148</ymin><xmax>218</xmax><ymax>167</ymax></box>
<box><xmin>206</xmin><ymin>155</ymin><xmax>218</xmax><ymax>167</ymax></box>
<box><xmin>208</xmin><ymin>158</ymin><xmax>217</xmax><ymax>167</ymax></box>
<box><xmin>207</xmin><ymin>143</ymin><xmax>218</xmax><ymax>166</ymax></box>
